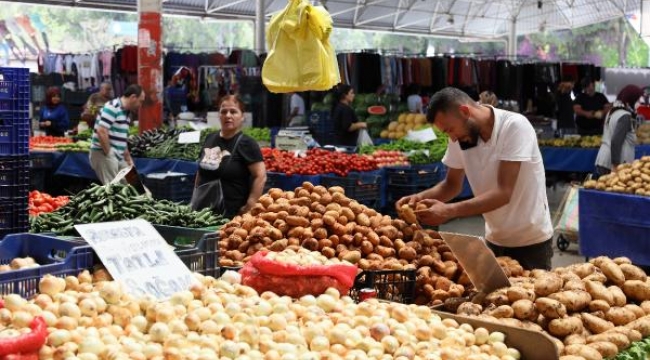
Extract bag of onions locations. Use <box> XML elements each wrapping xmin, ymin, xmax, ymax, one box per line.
<box><xmin>240</xmin><ymin>249</ymin><xmax>358</xmax><ymax>297</ymax></box>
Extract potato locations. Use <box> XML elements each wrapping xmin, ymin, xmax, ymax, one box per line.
<box><xmin>598</xmin><ymin>260</ymin><xmax>626</xmax><ymax>286</ymax></box>
<box><xmin>563</xmin><ymin>344</ymin><xmax>603</xmax><ymax>360</ymax></box>
<box><xmin>606</xmin><ymin>326</ymin><xmax>642</xmax><ymax>342</ymax></box>
<box><xmin>285</xmin><ymin>215</ymin><xmax>310</xmax><ymax>227</ymax></box>
<box><xmin>550</xmin><ymin>290</ymin><xmax>592</xmax><ymax>312</ymax></box>
<box><xmin>586</xmin><ymin>342</ymin><xmax>618</xmax><ymax>358</ymax></box>
<box><xmin>342</xmin><ymin>250</ymin><xmax>361</xmax><ymax>264</ymax></box>
<box><xmin>612</xmin><ymin>256</ymin><xmax>633</xmax><ymax>265</ymax></box>
<box><xmin>606</xmin><ymin>307</ymin><xmax>637</xmax><ymax>326</ymax></box>
<box><xmin>641</xmin><ymin>301</ymin><xmax>650</xmax><ymax>315</ymax></box>
<box><xmin>622</xmin><ymin>280</ymin><xmax>650</xmax><ymax>302</ymax></box>
<box><xmin>585</xmin><ymin>281</ymin><xmax>614</xmax><ymax>305</ymax></box>
<box><xmin>535</xmin><ymin>297</ymin><xmax>568</xmax><ymax>319</ymax></box>
<box><xmin>584</xmin><ymin>272</ymin><xmax>608</xmax><ymax>283</ymax></box>
<box><xmin>559</xmin><ymin>356</ymin><xmax>585</xmax><ymax>360</ymax></box>
<box><xmin>581</xmin><ymin>313</ymin><xmax>614</xmax><ymax>334</ymax></box>
<box><xmin>564</xmin><ymin>334</ymin><xmax>587</xmax><ymax>346</ymax></box>
<box><xmin>589</xmin><ymin>300</ymin><xmax>611</xmax><ymax>313</ymax></box>
<box><xmin>548</xmin><ymin>317</ymin><xmax>584</xmax><ymax>337</ymax></box>
<box><xmin>507</xmin><ymin>286</ymin><xmax>536</xmax><ymax>302</ymax></box>
<box><xmin>608</xmin><ymin>286</ymin><xmax>627</xmax><ymax>307</ymax></box>
<box><xmin>457</xmin><ymin>302</ymin><xmax>482</xmax><ymax>316</ymax></box>
<box><xmin>619</xmin><ymin>263</ymin><xmax>647</xmax><ymax>281</ymax></box>
<box><xmin>587</xmin><ymin>332</ymin><xmax>630</xmax><ymax>352</ymax></box>
<box><xmin>626</xmin><ymin>315</ymin><xmax>650</xmax><ymax>336</ymax></box>
<box><xmin>571</xmin><ymin>263</ymin><xmax>597</xmax><ymax>279</ymax></box>
<box><xmin>484</xmin><ymin>289</ymin><xmax>510</xmax><ymax>306</ymax></box>
<box><xmin>512</xmin><ymin>299</ymin><xmax>537</xmax><ymax>321</ymax></box>
<box><xmin>564</xmin><ymin>280</ymin><xmax>587</xmax><ymax>292</ymax></box>
<box><xmin>534</xmin><ymin>273</ymin><xmax>563</xmax><ymax>296</ymax></box>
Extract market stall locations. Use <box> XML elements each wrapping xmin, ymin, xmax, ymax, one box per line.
<box><xmin>541</xmin><ymin>145</ymin><xmax>650</xmax><ymax>173</ymax></box>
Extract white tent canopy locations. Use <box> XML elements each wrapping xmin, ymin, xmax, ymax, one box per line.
<box><xmin>19</xmin><ymin>0</ymin><xmax>638</xmax><ymax>41</ymax></box>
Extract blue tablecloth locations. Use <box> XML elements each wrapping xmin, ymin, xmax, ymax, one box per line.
<box><xmin>541</xmin><ymin>145</ymin><xmax>650</xmax><ymax>172</ymax></box>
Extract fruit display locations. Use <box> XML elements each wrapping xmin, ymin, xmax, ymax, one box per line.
<box><xmin>380</xmin><ymin>113</ymin><xmax>428</xmax><ymax>140</ymax></box>
<box><xmin>30</xmin><ymin>183</ymin><xmax>228</xmax><ymax>235</ymax></box>
<box><xmin>243</xmin><ymin>127</ymin><xmax>271</xmax><ymax>142</ymax></box>
<box><xmin>443</xmin><ymin>256</ymin><xmax>650</xmax><ymax>359</ymax></box>
<box><xmin>637</xmin><ymin>122</ymin><xmax>650</xmax><ymax>145</ymax></box>
<box><xmin>29</xmin><ymin>136</ymin><xmax>73</xmax><ymax>151</ymax></box>
<box><xmin>127</xmin><ymin>128</ymin><xmax>184</xmax><ymax>157</ymax></box>
<box><xmin>584</xmin><ymin>156</ymin><xmax>650</xmax><ymax>196</ymax></box>
<box><xmin>0</xmin><ymin>271</ymin><xmax>523</xmax><ymax>360</ymax></box>
<box><xmin>364</xmin><ymin>150</ymin><xmax>410</xmax><ymax>167</ymax></box>
<box><xmin>262</xmin><ymin>148</ymin><xmax>377</xmax><ymax>176</ymax></box>
<box><xmin>0</xmin><ymin>257</ymin><xmax>39</xmax><ymax>272</ymax></box>
<box><xmin>28</xmin><ymin>191</ymin><xmax>69</xmax><ymax>217</ymax></box>
<box><xmin>538</xmin><ymin>135</ymin><xmax>602</xmax><ymax>148</ymax></box>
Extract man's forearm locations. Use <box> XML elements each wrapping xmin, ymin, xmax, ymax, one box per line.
<box><xmin>97</xmin><ymin>128</ymin><xmax>111</xmax><ymax>155</ymax></box>
<box><xmin>446</xmin><ymin>188</ymin><xmax>511</xmax><ymax>219</ymax></box>
<box><xmin>417</xmin><ymin>179</ymin><xmax>463</xmax><ymax>203</ymax></box>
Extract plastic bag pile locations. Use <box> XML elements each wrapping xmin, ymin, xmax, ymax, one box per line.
<box><xmin>262</xmin><ymin>0</ymin><xmax>340</xmax><ymax>93</ymax></box>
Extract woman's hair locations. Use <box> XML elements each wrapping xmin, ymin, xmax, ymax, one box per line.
<box><xmin>45</xmin><ymin>87</ymin><xmax>61</xmax><ymax>108</ymax></box>
<box><xmin>218</xmin><ymin>94</ymin><xmax>246</xmax><ymax>112</ymax></box>
<box><xmin>330</xmin><ymin>84</ymin><xmax>353</xmax><ymax>112</ymax></box>
<box><xmin>617</xmin><ymin>85</ymin><xmax>644</xmax><ymax>107</ymax></box>
<box><xmin>478</xmin><ymin>91</ymin><xmax>498</xmax><ymax>106</ymax></box>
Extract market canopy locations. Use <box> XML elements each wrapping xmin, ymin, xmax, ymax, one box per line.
<box><xmin>23</xmin><ymin>0</ymin><xmax>638</xmax><ymax>40</ymax></box>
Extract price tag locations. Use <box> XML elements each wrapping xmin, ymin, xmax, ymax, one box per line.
<box><xmin>178</xmin><ymin>131</ymin><xmax>201</xmax><ymax>144</ymax></box>
<box><xmin>75</xmin><ymin>219</ymin><xmax>197</xmax><ymax>300</ymax></box>
<box><xmin>405</xmin><ymin>127</ymin><xmax>437</xmax><ymax>143</ymax></box>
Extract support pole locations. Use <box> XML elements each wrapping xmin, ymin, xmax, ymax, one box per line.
<box><xmin>137</xmin><ymin>0</ymin><xmax>163</xmax><ymax>132</ymax></box>
<box><xmin>255</xmin><ymin>0</ymin><xmax>266</xmax><ymax>54</ymax></box>
<box><xmin>508</xmin><ymin>18</ymin><xmax>517</xmax><ymax>56</ymax></box>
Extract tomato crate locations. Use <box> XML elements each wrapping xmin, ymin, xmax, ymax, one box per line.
<box><xmin>143</xmin><ymin>172</ymin><xmax>194</xmax><ymax>204</ymax></box>
<box><xmin>385</xmin><ymin>164</ymin><xmax>442</xmax><ymax>187</ymax></box>
<box><xmin>350</xmin><ymin>269</ymin><xmax>416</xmax><ymax>304</ymax></box>
<box><xmin>320</xmin><ymin>173</ymin><xmax>381</xmax><ymax>208</ymax></box>
<box><xmin>0</xmin><ymin>233</ymin><xmax>95</xmax><ymax>298</ymax></box>
<box><xmin>0</xmin><ymin>156</ymin><xmax>28</xmax><ymax>185</ymax></box>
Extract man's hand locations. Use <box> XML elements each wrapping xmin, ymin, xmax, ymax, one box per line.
<box><xmin>415</xmin><ymin>199</ymin><xmax>455</xmax><ymax>226</ymax></box>
<box><xmin>396</xmin><ymin>194</ymin><xmax>421</xmax><ymax>209</ymax></box>
<box><xmin>239</xmin><ymin>198</ymin><xmax>257</xmax><ymax>215</ymax></box>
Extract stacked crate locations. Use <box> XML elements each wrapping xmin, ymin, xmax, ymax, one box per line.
<box><xmin>383</xmin><ymin>164</ymin><xmax>443</xmax><ymax>217</ymax></box>
<box><xmin>0</xmin><ymin>67</ymin><xmax>30</xmax><ymax>238</ymax></box>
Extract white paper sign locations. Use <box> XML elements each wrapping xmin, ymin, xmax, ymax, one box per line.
<box><xmin>75</xmin><ymin>219</ymin><xmax>196</xmax><ymax>300</ymax></box>
<box><xmin>178</xmin><ymin>131</ymin><xmax>201</xmax><ymax>144</ymax></box>
<box><xmin>405</xmin><ymin>127</ymin><xmax>438</xmax><ymax>143</ymax></box>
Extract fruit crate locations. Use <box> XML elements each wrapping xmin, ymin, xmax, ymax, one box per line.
<box><xmin>143</xmin><ymin>172</ymin><xmax>194</xmax><ymax>204</ymax></box>
<box><xmin>321</xmin><ymin>172</ymin><xmax>381</xmax><ymax>208</ymax></box>
<box><xmin>0</xmin><ymin>233</ymin><xmax>95</xmax><ymax>298</ymax></box>
<box><xmin>350</xmin><ymin>269</ymin><xmax>416</xmax><ymax>304</ymax></box>
<box><xmin>385</xmin><ymin>165</ymin><xmax>442</xmax><ymax>187</ymax></box>
<box><xmin>0</xmin><ymin>156</ymin><xmax>28</xmax><ymax>185</ymax></box>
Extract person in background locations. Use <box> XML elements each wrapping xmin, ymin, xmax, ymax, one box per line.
<box><xmin>39</xmin><ymin>87</ymin><xmax>70</xmax><ymax>137</ymax></box>
<box><xmin>89</xmin><ymin>84</ymin><xmax>144</xmax><ymax>185</ymax></box>
<box><xmin>331</xmin><ymin>84</ymin><xmax>367</xmax><ymax>146</ymax></box>
<box><xmin>595</xmin><ymin>85</ymin><xmax>644</xmax><ymax>177</ymax></box>
<box><xmin>195</xmin><ymin>95</ymin><xmax>266</xmax><ymax>218</ymax></box>
<box><xmin>406</xmin><ymin>83</ymin><xmax>423</xmax><ymax>113</ymax></box>
<box><xmin>288</xmin><ymin>92</ymin><xmax>305</xmax><ymax>126</ymax></box>
<box><xmin>556</xmin><ymin>81</ymin><xmax>576</xmax><ymax>133</ymax></box>
<box><xmin>81</xmin><ymin>82</ymin><xmax>113</xmax><ymax>128</ymax></box>
<box><xmin>635</xmin><ymin>86</ymin><xmax>650</xmax><ymax>121</ymax></box>
<box><xmin>397</xmin><ymin>87</ymin><xmax>553</xmax><ymax>270</ymax></box>
<box><xmin>478</xmin><ymin>90</ymin><xmax>498</xmax><ymax>107</ymax></box>
<box><xmin>574</xmin><ymin>77</ymin><xmax>611</xmax><ymax>135</ymax></box>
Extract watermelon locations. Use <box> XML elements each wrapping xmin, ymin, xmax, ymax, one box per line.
<box><xmin>367</xmin><ymin>105</ymin><xmax>387</xmax><ymax>115</ymax></box>
<box><xmin>323</xmin><ymin>93</ymin><xmax>336</xmax><ymax>106</ymax></box>
<box><xmin>355</xmin><ymin>106</ymin><xmax>368</xmax><ymax>117</ymax></box>
<box><xmin>397</xmin><ymin>103</ymin><xmax>409</xmax><ymax>113</ymax></box>
<box><xmin>364</xmin><ymin>94</ymin><xmax>378</xmax><ymax>106</ymax></box>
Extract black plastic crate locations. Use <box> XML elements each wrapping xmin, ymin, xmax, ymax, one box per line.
<box><xmin>175</xmin><ymin>233</ymin><xmax>219</xmax><ymax>278</ymax></box>
<box><xmin>0</xmin><ymin>156</ymin><xmax>28</xmax><ymax>186</ymax></box>
<box><xmin>350</xmin><ymin>269</ymin><xmax>416</xmax><ymax>304</ymax></box>
<box><xmin>153</xmin><ymin>224</ymin><xmax>214</xmax><ymax>249</ymax></box>
<box><xmin>320</xmin><ymin>173</ymin><xmax>381</xmax><ymax>207</ymax></box>
<box><xmin>264</xmin><ymin>172</ymin><xmax>282</xmax><ymax>192</ymax></box>
<box><xmin>0</xmin><ymin>184</ymin><xmax>28</xmax><ymax>199</ymax></box>
<box><xmin>385</xmin><ymin>165</ymin><xmax>442</xmax><ymax>187</ymax></box>
<box><xmin>0</xmin><ymin>200</ymin><xmax>28</xmax><ymax>236</ymax></box>
<box><xmin>30</xmin><ymin>152</ymin><xmax>55</xmax><ymax>170</ymax></box>
<box><xmin>143</xmin><ymin>172</ymin><xmax>194</xmax><ymax>203</ymax></box>
<box><xmin>386</xmin><ymin>184</ymin><xmax>423</xmax><ymax>207</ymax></box>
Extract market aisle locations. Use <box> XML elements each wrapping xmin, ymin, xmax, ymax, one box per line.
<box><xmin>439</xmin><ymin>183</ymin><xmax>585</xmax><ymax>269</ymax></box>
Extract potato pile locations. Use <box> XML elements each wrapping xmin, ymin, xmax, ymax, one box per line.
<box><xmin>220</xmin><ymin>183</ymin><xmax>477</xmax><ymax>306</ymax></box>
<box><xmin>584</xmin><ymin>156</ymin><xmax>650</xmax><ymax>196</ymax></box>
<box><xmin>448</xmin><ymin>256</ymin><xmax>650</xmax><ymax>360</ymax></box>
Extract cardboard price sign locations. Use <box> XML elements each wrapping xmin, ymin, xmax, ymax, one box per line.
<box><xmin>75</xmin><ymin>219</ymin><xmax>196</xmax><ymax>300</ymax></box>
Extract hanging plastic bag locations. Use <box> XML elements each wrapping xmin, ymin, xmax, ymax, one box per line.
<box><xmin>554</xmin><ymin>184</ymin><xmax>580</xmax><ymax>240</ymax></box>
<box><xmin>262</xmin><ymin>0</ymin><xmax>340</xmax><ymax>93</ymax></box>
<box><xmin>357</xmin><ymin>129</ymin><xmax>374</xmax><ymax>147</ymax></box>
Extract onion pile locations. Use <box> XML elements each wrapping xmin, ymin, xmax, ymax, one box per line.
<box><xmin>265</xmin><ymin>248</ymin><xmax>351</xmax><ymax>267</ymax></box>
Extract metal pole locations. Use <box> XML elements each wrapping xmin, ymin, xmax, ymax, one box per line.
<box><xmin>508</xmin><ymin>18</ymin><xmax>517</xmax><ymax>56</ymax></box>
<box><xmin>255</xmin><ymin>0</ymin><xmax>266</xmax><ymax>54</ymax></box>
<box><xmin>138</xmin><ymin>0</ymin><xmax>163</xmax><ymax>132</ymax></box>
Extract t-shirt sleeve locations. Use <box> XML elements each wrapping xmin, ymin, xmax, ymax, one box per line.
<box><xmin>497</xmin><ymin>116</ymin><xmax>538</xmax><ymax>162</ymax></box>
<box><xmin>239</xmin><ymin>136</ymin><xmax>264</xmax><ymax>165</ymax></box>
<box><xmin>442</xmin><ymin>141</ymin><xmax>464</xmax><ymax>170</ymax></box>
<box><xmin>97</xmin><ymin>105</ymin><xmax>114</xmax><ymax>129</ymax></box>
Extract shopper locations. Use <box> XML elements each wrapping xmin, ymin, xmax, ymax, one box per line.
<box><xmin>595</xmin><ymin>85</ymin><xmax>644</xmax><ymax>177</ymax></box>
<box><xmin>556</xmin><ymin>81</ymin><xmax>576</xmax><ymax>133</ymax></box>
<box><xmin>331</xmin><ymin>84</ymin><xmax>367</xmax><ymax>146</ymax></box>
<box><xmin>82</xmin><ymin>82</ymin><xmax>113</xmax><ymax>127</ymax></box>
<box><xmin>478</xmin><ymin>90</ymin><xmax>498</xmax><ymax>107</ymax></box>
<box><xmin>574</xmin><ymin>77</ymin><xmax>611</xmax><ymax>135</ymax></box>
<box><xmin>397</xmin><ymin>87</ymin><xmax>554</xmax><ymax>270</ymax></box>
<box><xmin>39</xmin><ymin>87</ymin><xmax>70</xmax><ymax>137</ymax></box>
<box><xmin>195</xmin><ymin>95</ymin><xmax>266</xmax><ymax>218</ymax></box>
<box><xmin>288</xmin><ymin>92</ymin><xmax>306</xmax><ymax>126</ymax></box>
<box><xmin>89</xmin><ymin>84</ymin><xmax>144</xmax><ymax>185</ymax></box>
<box><xmin>406</xmin><ymin>83</ymin><xmax>423</xmax><ymax>113</ymax></box>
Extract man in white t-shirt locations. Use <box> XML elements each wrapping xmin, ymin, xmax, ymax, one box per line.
<box><xmin>288</xmin><ymin>93</ymin><xmax>306</xmax><ymax>126</ymax></box>
<box><xmin>397</xmin><ymin>87</ymin><xmax>554</xmax><ymax>270</ymax></box>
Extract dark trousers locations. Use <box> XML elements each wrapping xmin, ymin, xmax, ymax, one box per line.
<box><xmin>487</xmin><ymin>238</ymin><xmax>553</xmax><ymax>270</ymax></box>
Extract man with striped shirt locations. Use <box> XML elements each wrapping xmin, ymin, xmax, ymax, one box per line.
<box><xmin>89</xmin><ymin>84</ymin><xmax>145</xmax><ymax>184</ymax></box>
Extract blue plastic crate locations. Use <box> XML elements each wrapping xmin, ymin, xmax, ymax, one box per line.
<box><xmin>0</xmin><ymin>184</ymin><xmax>27</xmax><ymax>199</ymax></box>
<box><xmin>266</xmin><ymin>172</ymin><xmax>322</xmax><ymax>191</ymax></box>
<box><xmin>0</xmin><ymin>200</ymin><xmax>27</xmax><ymax>230</ymax></box>
<box><xmin>0</xmin><ymin>67</ymin><xmax>29</xmax><ymax>101</ymax></box>
<box><xmin>0</xmin><ymin>233</ymin><xmax>95</xmax><ymax>297</ymax></box>
<box><xmin>321</xmin><ymin>172</ymin><xmax>381</xmax><ymax>209</ymax></box>
<box><xmin>385</xmin><ymin>164</ymin><xmax>442</xmax><ymax>187</ymax></box>
<box><xmin>0</xmin><ymin>111</ymin><xmax>28</xmax><ymax>156</ymax></box>
<box><xmin>0</xmin><ymin>156</ymin><xmax>28</xmax><ymax>186</ymax></box>
<box><xmin>143</xmin><ymin>172</ymin><xmax>194</xmax><ymax>204</ymax></box>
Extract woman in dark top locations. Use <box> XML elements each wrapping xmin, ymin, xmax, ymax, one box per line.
<box><xmin>39</xmin><ymin>87</ymin><xmax>70</xmax><ymax>137</ymax></box>
<box><xmin>195</xmin><ymin>95</ymin><xmax>266</xmax><ymax>218</ymax></box>
<box><xmin>331</xmin><ymin>84</ymin><xmax>367</xmax><ymax>146</ymax></box>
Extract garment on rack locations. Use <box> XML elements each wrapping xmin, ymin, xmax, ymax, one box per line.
<box><xmin>120</xmin><ymin>45</ymin><xmax>137</xmax><ymax>73</ymax></box>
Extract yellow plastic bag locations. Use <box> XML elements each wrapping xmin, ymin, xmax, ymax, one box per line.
<box><xmin>262</xmin><ymin>0</ymin><xmax>340</xmax><ymax>93</ymax></box>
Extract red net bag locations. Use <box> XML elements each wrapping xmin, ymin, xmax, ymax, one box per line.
<box><xmin>240</xmin><ymin>251</ymin><xmax>358</xmax><ymax>297</ymax></box>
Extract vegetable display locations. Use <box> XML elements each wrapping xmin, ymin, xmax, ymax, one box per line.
<box><xmin>29</xmin><ymin>136</ymin><xmax>72</xmax><ymax>151</ymax></box>
<box><xmin>359</xmin><ymin>131</ymin><xmax>449</xmax><ymax>164</ymax></box>
<box><xmin>29</xmin><ymin>183</ymin><xmax>228</xmax><ymax>235</ymax></box>
<box><xmin>445</xmin><ymin>256</ymin><xmax>650</xmax><ymax>359</ymax></box>
<box><xmin>143</xmin><ymin>128</ymin><xmax>218</xmax><ymax>161</ymax></box>
<box><xmin>28</xmin><ymin>191</ymin><xmax>69</xmax><ymax>217</ymax></box>
<box><xmin>365</xmin><ymin>150</ymin><xmax>410</xmax><ymax>168</ymax></box>
<box><xmin>127</xmin><ymin>128</ymin><xmax>184</xmax><ymax>157</ymax></box>
<box><xmin>54</xmin><ymin>141</ymin><xmax>91</xmax><ymax>153</ymax></box>
<box><xmin>584</xmin><ymin>157</ymin><xmax>650</xmax><ymax>196</ymax></box>
<box><xmin>637</xmin><ymin>123</ymin><xmax>650</xmax><ymax>145</ymax></box>
<box><xmin>243</xmin><ymin>127</ymin><xmax>271</xmax><ymax>142</ymax></box>
<box><xmin>263</xmin><ymin>148</ymin><xmax>377</xmax><ymax>176</ymax></box>
<box><xmin>0</xmin><ymin>270</ymin><xmax>523</xmax><ymax>359</ymax></box>
<box><xmin>538</xmin><ymin>135</ymin><xmax>602</xmax><ymax>148</ymax></box>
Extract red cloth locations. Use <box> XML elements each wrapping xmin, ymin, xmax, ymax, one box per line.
<box><xmin>120</xmin><ymin>45</ymin><xmax>138</xmax><ymax>73</ymax></box>
<box><xmin>637</xmin><ymin>106</ymin><xmax>650</xmax><ymax>121</ymax></box>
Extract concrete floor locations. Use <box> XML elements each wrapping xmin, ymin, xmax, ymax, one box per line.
<box><xmin>438</xmin><ymin>183</ymin><xmax>587</xmax><ymax>269</ymax></box>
